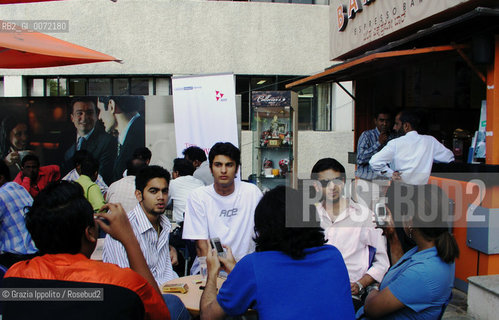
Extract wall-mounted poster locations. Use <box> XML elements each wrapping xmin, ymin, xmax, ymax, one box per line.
<box><xmin>0</xmin><ymin>96</ymin><xmax>146</xmax><ymax>186</ymax></box>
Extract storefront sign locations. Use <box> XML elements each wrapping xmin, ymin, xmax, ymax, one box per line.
<box><xmin>252</xmin><ymin>91</ymin><xmax>292</xmax><ymax>108</ymax></box>
<box><xmin>330</xmin><ymin>0</ymin><xmax>473</xmax><ymax>60</ymax></box>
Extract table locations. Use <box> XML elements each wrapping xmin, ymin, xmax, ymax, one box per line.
<box><xmin>162</xmin><ymin>274</ymin><xmax>225</xmax><ymax>317</ymax></box>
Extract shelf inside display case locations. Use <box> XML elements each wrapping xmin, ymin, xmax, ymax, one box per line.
<box><xmin>256</xmin><ymin>146</ymin><xmax>291</xmax><ymax>150</ymax></box>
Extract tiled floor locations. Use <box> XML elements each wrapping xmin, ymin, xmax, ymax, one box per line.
<box><xmin>442</xmin><ymin>289</ymin><xmax>474</xmax><ymax>319</ymax></box>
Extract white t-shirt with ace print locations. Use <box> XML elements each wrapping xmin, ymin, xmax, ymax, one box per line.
<box><xmin>182</xmin><ymin>180</ymin><xmax>263</xmax><ymax>261</ymax></box>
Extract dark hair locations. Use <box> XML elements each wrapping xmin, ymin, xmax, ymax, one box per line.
<box><xmin>70</xmin><ymin>97</ymin><xmax>97</xmax><ymax>114</ymax></box>
<box><xmin>80</xmin><ymin>157</ymin><xmax>99</xmax><ymax>178</ymax></box>
<box><xmin>386</xmin><ymin>183</ymin><xmax>459</xmax><ymax>263</ymax></box>
<box><xmin>182</xmin><ymin>146</ymin><xmax>207</xmax><ymax>162</ymax></box>
<box><xmin>0</xmin><ymin>159</ymin><xmax>11</xmax><ymax>181</ymax></box>
<box><xmin>135</xmin><ymin>165</ymin><xmax>170</xmax><ymax>193</ymax></box>
<box><xmin>173</xmin><ymin>158</ymin><xmax>195</xmax><ymax>176</ymax></box>
<box><xmin>254</xmin><ymin>186</ymin><xmax>325</xmax><ymax>259</ymax></box>
<box><xmin>0</xmin><ymin>115</ymin><xmax>28</xmax><ymax>158</ymax></box>
<box><xmin>208</xmin><ymin>142</ymin><xmax>241</xmax><ymax>168</ymax></box>
<box><xmin>132</xmin><ymin>147</ymin><xmax>152</xmax><ymax>162</ymax></box>
<box><xmin>25</xmin><ymin>181</ymin><xmax>94</xmax><ymax>254</ymax></box>
<box><xmin>72</xmin><ymin>150</ymin><xmax>92</xmax><ymax>167</ymax></box>
<box><xmin>310</xmin><ymin>158</ymin><xmax>346</xmax><ymax>180</ymax></box>
<box><xmin>399</xmin><ymin>110</ymin><xmax>421</xmax><ymax>132</ymax></box>
<box><xmin>98</xmin><ymin>96</ymin><xmax>144</xmax><ymax>114</ymax></box>
<box><xmin>21</xmin><ymin>154</ymin><xmax>39</xmax><ymax>167</ymax></box>
<box><xmin>374</xmin><ymin>110</ymin><xmax>392</xmax><ymax>119</ymax></box>
<box><xmin>126</xmin><ymin>158</ymin><xmax>148</xmax><ymax>176</ymax></box>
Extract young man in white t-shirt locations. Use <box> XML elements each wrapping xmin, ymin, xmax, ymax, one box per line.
<box><xmin>182</xmin><ymin>142</ymin><xmax>263</xmax><ymax>262</ymax></box>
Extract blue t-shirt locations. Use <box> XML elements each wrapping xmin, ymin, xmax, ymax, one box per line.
<box><xmin>217</xmin><ymin>245</ymin><xmax>355</xmax><ymax>320</ymax></box>
<box><xmin>357</xmin><ymin>246</ymin><xmax>454</xmax><ymax>320</ymax></box>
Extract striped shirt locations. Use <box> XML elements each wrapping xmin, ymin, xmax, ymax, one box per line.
<box><xmin>0</xmin><ymin>182</ymin><xmax>37</xmax><ymax>255</ymax></box>
<box><xmin>63</xmin><ymin>168</ymin><xmax>109</xmax><ymax>195</ymax></box>
<box><xmin>356</xmin><ymin>128</ymin><xmax>383</xmax><ymax>180</ymax></box>
<box><xmin>103</xmin><ymin>204</ymin><xmax>177</xmax><ymax>286</ymax></box>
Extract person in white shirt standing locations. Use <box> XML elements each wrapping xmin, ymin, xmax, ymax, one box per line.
<box><xmin>103</xmin><ymin>165</ymin><xmax>178</xmax><ymax>287</ymax></box>
<box><xmin>182</xmin><ymin>142</ymin><xmax>263</xmax><ymax>263</ymax></box>
<box><xmin>311</xmin><ymin>158</ymin><xmax>389</xmax><ymax>311</ymax></box>
<box><xmin>370</xmin><ymin>110</ymin><xmax>454</xmax><ymax>185</ymax></box>
<box><xmin>168</xmin><ymin>158</ymin><xmax>204</xmax><ymax>222</ymax></box>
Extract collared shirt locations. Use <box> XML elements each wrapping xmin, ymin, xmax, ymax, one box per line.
<box><xmin>63</xmin><ymin>168</ymin><xmax>108</xmax><ymax>194</ymax></box>
<box><xmin>167</xmin><ymin>175</ymin><xmax>204</xmax><ymax>222</ymax></box>
<box><xmin>103</xmin><ymin>204</ymin><xmax>177</xmax><ymax>286</ymax></box>
<box><xmin>106</xmin><ymin>175</ymin><xmax>138</xmax><ymax>214</ymax></box>
<box><xmin>357</xmin><ymin>246</ymin><xmax>454</xmax><ymax>319</ymax></box>
<box><xmin>356</xmin><ymin>127</ymin><xmax>383</xmax><ymax>180</ymax></box>
<box><xmin>75</xmin><ymin>174</ymin><xmax>106</xmax><ymax>212</ymax></box>
<box><xmin>118</xmin><ymin>113</ymin><xmax>140</xmax><ymax>146</ymax></box>
<box><xmin>13</xmin><ymin>165</ymin><xmax>60</xmax><ymax>198</ymax></box>
<box><xmin>193</xmin><ymin>161</ymin><xmax>214</xmax><ymax>186</ymax></box>
<box><xmin>315</xmin><ymin>201</ymin><xmax>389</xmax><ymax>283</ymax></box>
<box><xmin>0</xmin><ymin>182</ymin><xmax>37</xmax><ymax>255</ymax></box>
<box><xmin>76</xmin><ymin>128</ymin><xmax>95</xmax><ymax>151</ymax></box>
<box><xmin>370</xmin><ymin>131</ymin><xmax>455</xmax><ymax>185</ymax></box>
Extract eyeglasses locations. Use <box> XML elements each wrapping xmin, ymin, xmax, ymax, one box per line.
<box><xmin>318</xmin><ymin>178</ymin><xmax>345</xmax><ymax>188</ymax></box>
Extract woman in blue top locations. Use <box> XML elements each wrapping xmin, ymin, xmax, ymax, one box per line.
<box><xmin>201</xmin><ymin>186</ymin><xmax>355</xmax><ymax>320</ymax></box>
<box><xmin>358</xmin><ymin>184</ymin><xmax>460</xmax><ymax>319</ymax></box>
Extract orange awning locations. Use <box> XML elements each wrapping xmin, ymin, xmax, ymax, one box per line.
<box><xmin>0</xmin><ymin>20</ymin><xmax>120</xmax><ymax>68</ymax></box>
<box><xmin>0</xmin><ymin>1</ymin><xmax>62</xmax><ymax>4</ymax></box>
<box><xmin>286</xmin><ymin>45</ymin><xmax>467</xmax><ymax>89</ymax></box>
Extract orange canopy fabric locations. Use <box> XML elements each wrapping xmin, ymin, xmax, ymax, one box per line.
<box><xmin>0</xmin><ymin>1</ymin><xmax>62</xmax><ymax>4</ymax></box>
<box><xmin>0</xmin><ymin>20</ymin><xmax>120</xmax><ymax>68</ymax></box>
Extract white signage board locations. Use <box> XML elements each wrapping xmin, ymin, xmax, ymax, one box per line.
<box><xmin>172</xmin><ymin>73</ymin><xmax>238</xmax><ymax>158</ymax></box>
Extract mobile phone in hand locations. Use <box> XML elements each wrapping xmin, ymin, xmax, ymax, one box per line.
<box><xmin>210</xmin><ymin>237</ymin><xmax>226</xmax><ymax>258</ymax></box>
<box><xmin>374</xmin><ymin>203</ymin><xmax>387</xmax><ymax>227</ymax></box>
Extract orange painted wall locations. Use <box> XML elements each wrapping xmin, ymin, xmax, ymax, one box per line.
<box><xmin>428</xmin><ymin>177</ymin><xmax>480</xmax><ymax>282</ymax></box>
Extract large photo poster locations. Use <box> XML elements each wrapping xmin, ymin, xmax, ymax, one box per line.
<box><xmin>0</xmin><ymin>96</ymin><xmax>145</xmax><ymax>186</ymax></box>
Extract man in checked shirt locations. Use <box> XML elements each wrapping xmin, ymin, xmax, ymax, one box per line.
<box><xmin>0</xmin><ymin>159</ymin><xmax>38</xmax><ymax>267</ymax></box>
<box><xmin>355</xmin><ymin>110</ymin><xmax>392</xmax><ymax>209</ymax></box>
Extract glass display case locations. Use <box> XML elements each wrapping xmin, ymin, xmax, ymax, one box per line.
<box><xmin>251</xmin><ymin>91</ymin><xmax>298</xmax><ymax>192</ymax></box>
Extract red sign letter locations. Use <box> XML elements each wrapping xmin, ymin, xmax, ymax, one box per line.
<box><xmin>348</xmin><ymin>0</ymin><xmax>363</xmax><ymax>19</ymax></box>
<box><xmin>337</xmin><ymin>5</ymin><xmax>348</xmax><ymax>32</ymax></box>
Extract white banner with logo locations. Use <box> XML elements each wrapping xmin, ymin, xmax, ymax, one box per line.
<box><xmin>172</xmin><ymin>73</ymin><xmax>238</xmax><ymax>158</ymax></box>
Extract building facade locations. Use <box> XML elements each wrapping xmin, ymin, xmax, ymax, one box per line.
<box><xmin>0</xmin><ymin>0</ymin><xmax>355</xmax><ymax>178</ymax></box>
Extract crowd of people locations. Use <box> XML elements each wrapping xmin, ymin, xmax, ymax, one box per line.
<box><xmin>0</xmin><ymin>108</ymin><xmax>461</xmax><ymax>319</ymax></box>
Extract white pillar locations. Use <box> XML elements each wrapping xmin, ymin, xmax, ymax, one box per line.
<box><xmin>3</xmin><ymin>75</ymin><xmax>26</xmax><ymax>97</ymax></box>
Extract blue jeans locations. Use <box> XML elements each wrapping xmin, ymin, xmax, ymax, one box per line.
<box><xmin>163</xmin><ymin>294</ymin><xmax>191</xmax><ymax>320</ymax></box>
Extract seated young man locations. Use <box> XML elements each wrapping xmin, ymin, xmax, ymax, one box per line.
<box><xmin>75</xmin><ymin>157</ymin><xmax>106</xmax><ymax>212</ymax></box>
<box><xmin>0</xmin><ymin>159</ymin><xmax>38</xmax><ymax>267</ymax></box>
<box><xmin>103</xmin><ymin>165</ymin><xmax>179</xmax><ymax>286</ymax></box>
<box><xmin>311</xmin><ymin>158</ymin><xmax>389</xmax><ymax>311</ymax></box>
<box><xmin>13</xmin><ymin>154</ymin><xmax>60</xmax><ymax>198</ymax></box>
<box><xmin>200</xmin><ymin>186</ymin><xmax>355</xmax><ymax>320</ymax></box>
<box><xmin>3</xmin><ymin>181</ymin><xmax>185</xmax><ymax>320</ymax></box>
<box><xmin>62</xmin><ymin>149</ymin><xmax>108</xmax><ymax>195</ymax></box>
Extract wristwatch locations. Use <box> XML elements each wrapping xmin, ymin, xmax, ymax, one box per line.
<box><xmin>355</xmin><ymin>281</ymin><xmax>365</xmax><ymax>295</ymax></box>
